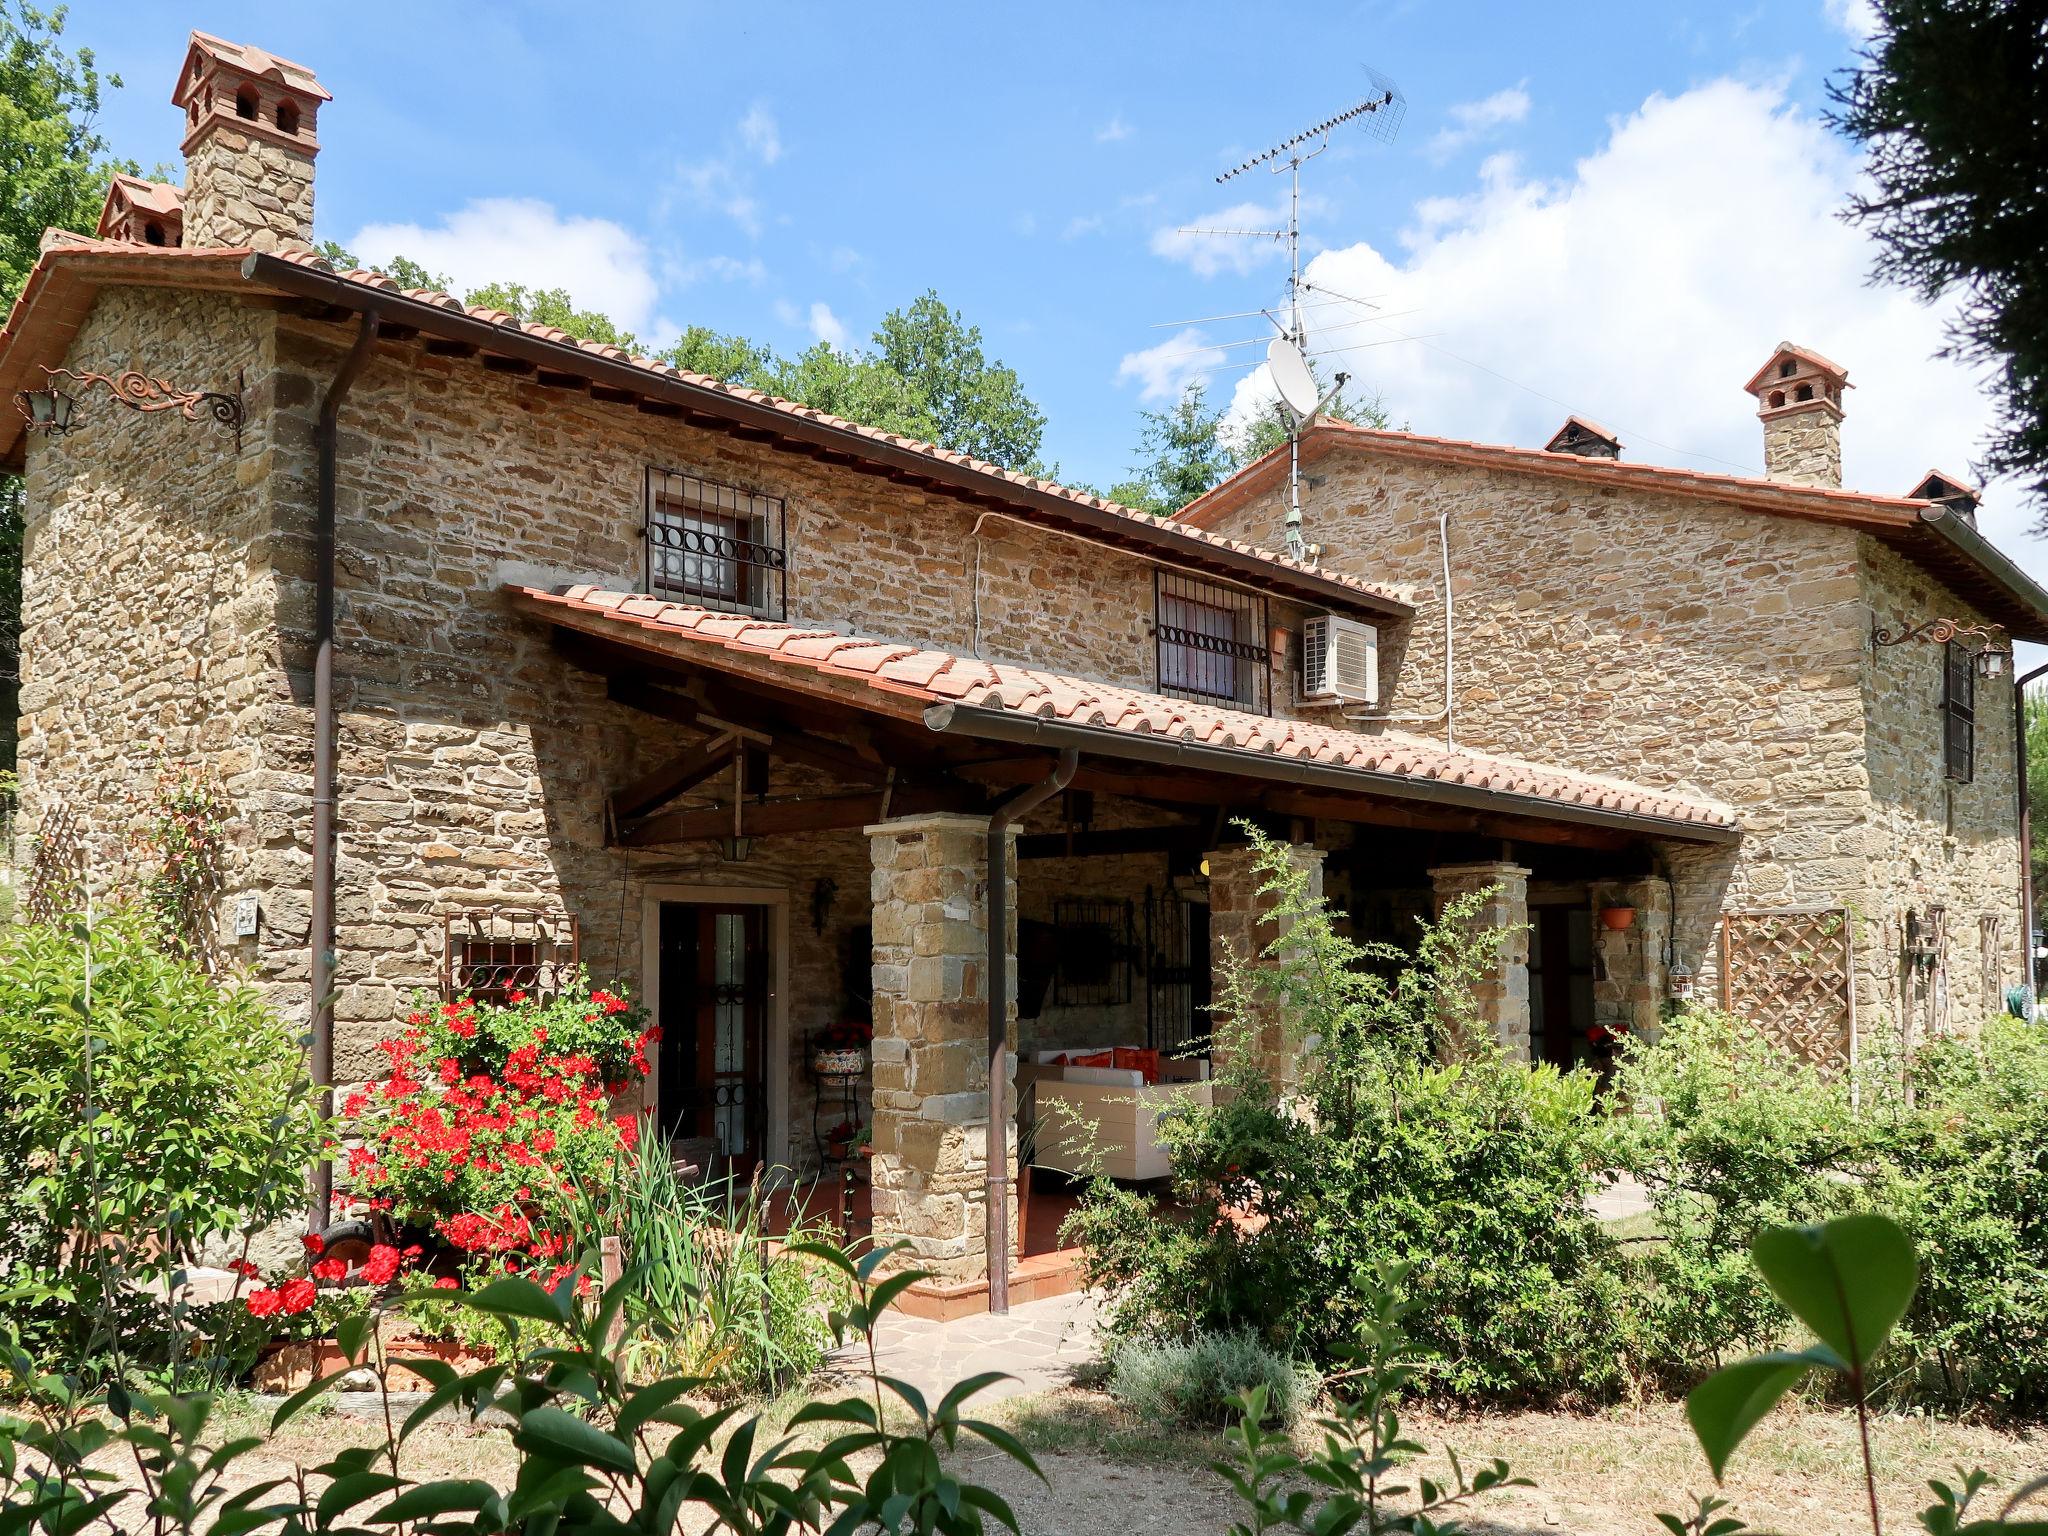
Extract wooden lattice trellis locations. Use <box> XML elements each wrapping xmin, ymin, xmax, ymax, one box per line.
<box><xmin>21</xmin><ymin>802</ymin><xmax>85</xmax><ymax>925</ymax></box>
<box><xmin>1718</xmin><ymin>906</ymin><xmax>1857</xmax><ymax>1072</ymax></box>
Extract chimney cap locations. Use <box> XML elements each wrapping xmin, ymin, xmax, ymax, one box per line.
<box><xmin>1907</xmin><ymin>468</ymin><xmax>1981</xmax><ymax>521</ymax></box>
<box><xmin>95</xmin><ymin>173</ymin><xmax>184</xmax><ymax>246</ymax></box>
<box><xmin>1544</xmin><ymin>415</ymin><xmax>1623</xmax><ymax>459</ymax></box>
<box><xmin>1742</xmin><ymin>341</ymin><xmax>1852</xmax><ymax>398</ymax></box>
<box><xmin>172</xmin><ymin>32</ymin><xmax>331</xmax><ymax>108</ymax></box>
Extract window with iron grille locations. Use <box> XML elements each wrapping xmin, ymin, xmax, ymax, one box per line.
<box><xmin>1155</xmin><ymin>570</ymin><xmax>1270</xmax><ymax>713</ymax></box>
<box><xmin>646</xmin><ymin>468</ymin><xmax>787</xmax><ymax>618</ymax></box>
<box><xmin>1944</xmin><ymin>638</ymin><xmax>1975</xmax><ymax>782</ymax></box>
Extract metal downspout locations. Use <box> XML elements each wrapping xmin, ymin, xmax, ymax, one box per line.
<box><xmin>984</xmin><ymin>747</ymin><xmax>1078</xmax><ymax>1313</ymax></box>
<box><xmin>310</xmin><ymin>312</ymin><xmax>379</xmax><ymax>1232</ymax></box>
<box><xmin>2018</xmin><ymin>661</ymin><xmax>2048</xmax><ymax>1013</ymax></box>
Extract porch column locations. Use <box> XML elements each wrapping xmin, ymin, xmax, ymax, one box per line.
<box><xmin>1207</xmin><ymin>842</ymin><xmax>1326</xmax><ymax>1086</ymax></box>
<box><xmin>1592</xmin><ymin>877</ymin><xmax>1672</xmax><ymax>1039</ymax></box>
<box><xmin>864</xmin><ymin>813</ymin><xmax>1011</xmax><ymax>1282</ymax></box>
<box><xmin>1426</xmin><ymin>861</ymin><xmax>1533</xmax><ymax>1061</ymax></box>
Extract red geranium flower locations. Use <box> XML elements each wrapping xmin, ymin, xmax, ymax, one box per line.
<box><xmin>301</xmin><ymin>1233</ymin><xmax>325</xmax><ymax>1256</ymax></box>
<box><xmin>245</xmin><ymin>1288</ymin><xmax>284</xmax><ymax>1317</ymax></box>
<box><xmin>278</xmin><ymin>1277</ymin><xmax>318</xmax><ymax>1314</ymax></box>
<box><xmin>360</xmin><ymin>1244</ymin><xmax>404</xmax><ymax>1286</ymax></box>
<box><xmin>226</xmin><ymin>1258</ymin><xmax>261</xmax><ymax>1279</ymax></box>
<box><xmin>310</xmin><ymin>1258</ymin><xmax>348</xmax><ymax>1282</ymax></box>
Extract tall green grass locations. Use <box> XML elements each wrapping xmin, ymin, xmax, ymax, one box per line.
<box><xmin>555</xmin><ymin>1135</ymin><xmax>847</xmax><ymax>1397</ymax></box>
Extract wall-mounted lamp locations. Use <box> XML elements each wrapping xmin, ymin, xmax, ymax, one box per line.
<box><xmin>1871</xmin><ymin>614</ymin><xmax>2012</xmax><ymax>679</ymax></box>
<box><xmin>12</xmin><ymin>364</ymin><xmax>245</xmax><ymax>451</ymax></box>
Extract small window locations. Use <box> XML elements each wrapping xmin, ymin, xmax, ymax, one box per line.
<box><xmin>234</xmin><ymin>87</ymin><xmax>258</xmax><ymax>120</ymax></box>
<box><xmin>1779</xmin><ymin>359</ymin><xmax>1797</xmax><ymax>379</ymax></box>
<box><xmin>1944</xmin><ymin>639</ymin><xmax>1975</xmax><ymax>783</ymax></box>
<box><xmin>1155</xmin><ymin>570</ymin><xmax>1270</xmax><ymax>712</ymax></box>
<box><xmin>276</xmin><ymin>99</ymin><xmax>300</xmax><ymax>135</ymax></box>
<box><xmin>646</xmin><ymin>468</ymin><xmax>786</xmax><ymax>618</ymax></box>
<box><xmin>458</xmin><ymin>937</ymin><xmax>538</xmax><ymax>1007</ymax></box>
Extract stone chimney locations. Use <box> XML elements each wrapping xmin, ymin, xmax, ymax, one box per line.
<box><xmin>1743</xmin><ymin>342</ymin><xmax>1850</xmax><ymax>488</ymax></box>
<box><xmin>171</xmin><ymin>32</ymin><xmax>330</xmax><ymax>252</ymax></box>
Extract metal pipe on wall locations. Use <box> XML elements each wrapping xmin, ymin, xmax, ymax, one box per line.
<box><xmin>310</xmin><ymin>311</ymin><xmax>379</xmax><ymax>1233</ymax></box>
<box><xmin>984</xmin><ymin>747</ymin><xmax>1078</xmax><ymax>1313</ymax></box>
<box><xmin>2018</xmin><ymin>660</ymin><xmax>2048</xmax><ymax>1013</ymax></box>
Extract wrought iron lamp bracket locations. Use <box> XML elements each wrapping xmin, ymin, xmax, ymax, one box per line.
<box><xmin>13</xmin><ymin>364</ymin><xmax>245</xmax><ymax>451</ymax></box>
<box><xmin>1870</xmin><ymin>614</ymin><xmax>2012</xmax><ymax>676</ymax></box>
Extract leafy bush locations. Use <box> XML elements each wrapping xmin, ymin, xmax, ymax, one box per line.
<box><xmin>0</xmin><ymin>911</ymin><xmax>324</xmax><ymax>1376</ymax></box>
<box><xmin>1109</xmin><ymin>1329</ymin><xmax>1318</xmax><ymax>1427</ymax></box>
<box><xmin>1618</xmin><ymin>1010</ymin><xmax>2048</xmax><ymax>1414</ymax></box>
<box><xmin>1066</xmin><ymin>827</ymin><xmax>1631</xmax><ymax>1403</ymax></box>
<box><xmin>0</xmin><ymin>1239</ymin><xmax>1042</xmax><ymax>1536</ymax></box>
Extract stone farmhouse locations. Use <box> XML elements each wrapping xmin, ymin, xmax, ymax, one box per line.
<box><xmin>2</xmin><ymin>34</ymin><xmax>2041</xmax><ymax>1303</ymax></box>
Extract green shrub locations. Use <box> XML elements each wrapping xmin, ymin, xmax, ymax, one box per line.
<box><xmin>1618</xmin><ymin>1010</ymin><xmax>2048</xmax><ymax>1414</ymax></box>
<box><xmin>0</xmin><ymin>910</ymin><xmax>326</xmax><ymax>1376</ymax></box>
<box><xmin>1066</xmin><ymin>826</ymin><xmax>1631</xmax><ymax>1403</ymax></box>
<box><xmin>1109</xmin><ymin>1329</ymin><xmax>1319</xmax><ymax>1427</ymax></box>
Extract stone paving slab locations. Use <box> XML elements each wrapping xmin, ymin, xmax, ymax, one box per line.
<box><xmin>826</xmin><ymin>1289</ymin><xmax>1101</xmax><ymax>1406</ymax></box>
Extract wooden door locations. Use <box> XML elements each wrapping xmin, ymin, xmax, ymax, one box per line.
<box><xmin>657</xmin><ymin>903</ymin><xmax>768</xmax><ymax>1174</ymax></box>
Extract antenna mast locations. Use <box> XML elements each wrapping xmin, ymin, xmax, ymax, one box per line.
<box><xmin>1190</xmin><ymin>69</ymin><xmax>1405</xmax><ymax>561</ymax></box>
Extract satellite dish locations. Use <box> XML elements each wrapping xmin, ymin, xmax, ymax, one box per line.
<box><xmin>1267</xmin><ymin>336</ymin><xmax>1320</xmax><ymax>419</ymax></box>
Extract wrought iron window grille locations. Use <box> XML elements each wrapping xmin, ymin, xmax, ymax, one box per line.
<box><xmin>1943</xmin><ymin>638</ymin><xmax>1976</xmax><ymax>784</ymax></box>
<box><xmin>442</xmin><ymin>908</ymin><xmax>581</xmax><ymax>1005</ymax></box>
<box><xmin>1154</xmin><ymin>569</ymin><xmax>1270</xmax><ymax>713</ymax></box>
<box><xmin>1051</xmin><ymin>896</ymin><xmax>1135</xmax><ymax>1008</ymax></box>
<box><xmin>645</xmin><ymin>467</ymin><xmax>787</xmax><ymax>619</ymax></box>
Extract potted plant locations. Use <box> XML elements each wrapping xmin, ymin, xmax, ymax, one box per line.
<box><xmin>810</xmin><ymin>1020</ymin><xmax>872</xmax><ymax>1079</ymax></box>
<box><xmin>1598</xmin><ymin>903</ymin><xmax>1636</xmax><ymax>932</ymax></box>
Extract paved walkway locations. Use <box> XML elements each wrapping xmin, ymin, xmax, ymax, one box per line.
<box><xmin>825</xmin><ymin>1290</ymin><xmax>1101</xmax><ymax>1406</ymax></box>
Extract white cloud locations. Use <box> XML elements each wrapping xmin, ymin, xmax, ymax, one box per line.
<box><xmin>1824</xmin><ymin>0</ymin><xmax>1880</xmax><ymax>40</ymax></box>
<box><xmin>1150</xmin><ymin>200</ymin><xmax>1291</xmax><ymax>277</ymax></box>
<box><xmin>1062</xmin><ymin>213</ymin><xmax>1104</xmax><ymax>240</ymax></box>
<box><xmin>1243</xmin><ymin>75</ymin><xmax>2040</xmax><ymax>578</ymax></box>
<box><xmin>350</xmin><ymin>197</ymin><xmax>660</xmax><ymax>334</ymax></box>
<box><xmin>739</xmin><ymin>103</ymin><xmax>782</xmax><ymax>164</ymax></box>
<box><xmin>808</xmin><ymin>301</ymin><xmax>850</xmax><ymax>349</ymax></box>
<box><xmin>1426</xmin><ymin>84</ymin><xmax>1532</xmax><ymax>162</ymax></box>
<box><xmin>1117</xmin><ymin>327</ymin><xmax>1225</xmax><ymax>403</ymax></box>
<box><xmin>1096</xmin><ymin>114</ymin><xmax>1132</xmax><ymax>143</ymax></box>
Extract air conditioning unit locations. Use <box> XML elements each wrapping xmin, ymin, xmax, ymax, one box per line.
<box><xmin>1300</xmin><ymin>615</ymin><xmax>1379</xmax><ymax>705</ymax></box>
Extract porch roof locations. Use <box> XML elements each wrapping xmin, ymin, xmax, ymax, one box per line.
<box><xmin>507</xmin><ymin>583</ymin><xmax>1741</xmax><ymax>845</ymax></box>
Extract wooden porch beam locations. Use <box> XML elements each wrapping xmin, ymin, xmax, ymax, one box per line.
<box><xmin>606</xmin><ymin>732</ymin><xmax>738</xmax><ymax>826</ymax></box>
<box><xmin>619</xmin><ymin>781</ymin><xmax>984</xmax><ymax>846</ymax></box>
<box><xmin>1014</xmin><ymin>824</ymin><xmax>1205</xmax><ymax>861</ymax></box>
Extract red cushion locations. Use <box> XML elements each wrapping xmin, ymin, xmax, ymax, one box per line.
<box><xmin>1113</xmin><ymin>1047</ymin><xmax>1161</xmax><ymax>1084</ymax></box>
<box><xmin>1069</xmin><ymin>1050</ymin><xmax>1115</xmax><ymax>1069</ymax></box>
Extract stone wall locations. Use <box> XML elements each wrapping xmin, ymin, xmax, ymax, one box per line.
<box><xmin>15</xmin><ymin>286</ymin><xmax>298</xmax><ymax>1003</ymax></box>
<box><xmin>1192</xmin><ymin>445</ymin><xmax>2020</xmax><ymax>1042</ymax></box>
<box><xmin>1857</xmin><ymin>537</ymin><xmax>2021</xmax><ymax>1036</ymax></box>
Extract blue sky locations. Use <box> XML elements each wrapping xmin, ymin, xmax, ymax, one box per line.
<box><xmin>68</xmin><ymin>0</ymin><xmax>2046</xmax><ymax>587</ymax></box>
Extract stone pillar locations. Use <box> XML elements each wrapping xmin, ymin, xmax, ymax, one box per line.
<box><xmin>1591</xmin><ymin>878</ymin><xmax>1673</xmax><ymax>1040</ymax></box>
<box><xmin>865</xmin><ymin>813</ymin><xmax>1012</xmax><ymax>1283</ymax></box>
<box><xmin>1207</xmin><ymin>842</ymin><xmax>1326</xmax><ymax>1085</ymax></box>
<box><xmin>1426</xmin><ymin>862</ymin><xmax>1533</xmax><ymax>1061</ymax></box>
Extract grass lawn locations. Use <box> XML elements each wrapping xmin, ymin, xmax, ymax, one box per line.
<box><xmin>176</xmin><ymin>1383</ymin><xmax>2045</xmax><ymax>1536</ymax></box>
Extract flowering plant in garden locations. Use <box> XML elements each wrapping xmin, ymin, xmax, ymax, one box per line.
<box><xmin>235</xmin><ymin>1232</ymin><xmax>429</xmax><ymax>1337</ymax></box>
<box><xmin>343</xmin><ymin>982</ymin><xmax>657</xmax><ymax>1293</ymax></box>
<box><xmin>816</xmin><ymin>1018</ymin><xmax>873</xmax><ymax>1051</ymax></box>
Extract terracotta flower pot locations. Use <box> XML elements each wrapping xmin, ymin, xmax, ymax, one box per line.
<box><xmin>1599</xmin><ymin>906</ymin><xmax>1636</xmax><ymax>932</ymax></box>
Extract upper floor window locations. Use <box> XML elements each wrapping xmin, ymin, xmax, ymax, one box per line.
<box><xmin>646</xmin><ymin>468</ymin><xmax>787</xmax><ymax>619</ymax></box>
<box><xmin>1155</xmin><ymin>570</ymin><xmax>1270</xmax><ymax>714</ymax></box>
<box><xmin>1944</xmin><ymin>638</ymin><xmax>1975</xmax><ymax>783</ymax></box>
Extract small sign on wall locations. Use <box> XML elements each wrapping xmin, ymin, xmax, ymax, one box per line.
<box><xmin>233</xmin><ymin>893</ymin><xmax>260</xmax><ymax>939</ymax></box>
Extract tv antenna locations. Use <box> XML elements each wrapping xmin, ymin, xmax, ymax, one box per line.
<box><xmin>1178</xmin><ymin>67</ymin><xmax>1405</xmax><ymax>560</ymax></box>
